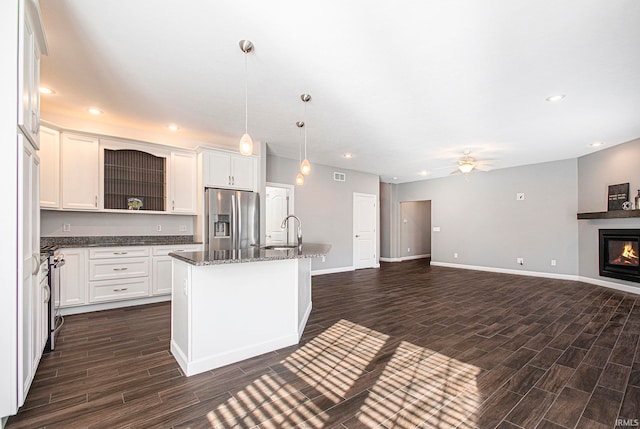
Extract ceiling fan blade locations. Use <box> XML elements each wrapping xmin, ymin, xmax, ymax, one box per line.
<box><xmin>475</xmin><ymin>165</ymin><xmax>492</xmax><ymax>171</ymax></box>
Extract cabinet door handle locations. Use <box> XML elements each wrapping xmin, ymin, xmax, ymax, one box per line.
<box><xmin>228</xmin><ymin>175</ymin><xmax>232</xmax><ymax>185</ymax></box>
<box><xmin>43</xmin><ymin>284</ymin><xmax>51</xmax><ymax>303</ymax></box>
<box><xmin>113</xmin><ymin>288</ymin><xmax>128</xmax><ymax>292</ymax></box>
<box><xmin>355</xmin><ymin>235</ymin><xmax>360</xmax><ymax>238</ymax></box>
<box><xmin>95</xmin><ymin>195</ymin><xmax>98</xmax><ymax>207</ymax></box>
<box><xmin>113</xmin><ymin>252</ymin><xmax>128</xmax><ymax>255</ymax></box>
<box><xmin>112</xmin><ymin>267</ymin><xmax>128</xmax><ymax>271</ymax></box>
<box><xmin>172</xmin><ymin>200</ymin><xmax>175</xmax><ymax>211</ymax></box>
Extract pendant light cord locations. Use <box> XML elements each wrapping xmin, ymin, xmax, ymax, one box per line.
<box><xmin>244</xmin><ymin>53</ymin><xmax>248</xmax><ymax>134</ymax></box>
<box><xmin>303</xmin><ymin>102</ymin><xmax>307</xmax><ymax>159</ymax></box>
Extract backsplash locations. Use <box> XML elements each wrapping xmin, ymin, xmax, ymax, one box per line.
<box><xmin>41</xmin><ymin>210</ymin><xmax>195</xmax><ymax>237</ymax></box>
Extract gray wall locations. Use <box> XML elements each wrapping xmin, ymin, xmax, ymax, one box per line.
<box><xmin>380</xmin><ymin>182</ymin><xmax>392</xmax><ymax>258</ymax></box>
<box><xmin>577</xmin><ymin>138</ymin><xmax>640</xmax><ymax>290</ymax></box>
<box><xmin>393</xmin><ymin>158</ymin><xmax>579</xmax><ymax>275</ymax></box>
<box><xmin>41</xmin><ymin>210</ymin><xmax>196</xmax><ymax>237</ymax></box>
<box><xmin>266</xmin><ymin>155</ymin><xmax>380</xmax><ymax>271</ymax></box>
<box><xmin>399</xmin><ymin>200</ymin><xmax>431</xmax><ymax>258</ymax></box>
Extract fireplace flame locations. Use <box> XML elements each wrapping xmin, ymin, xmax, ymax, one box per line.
<box><xmin>622</xmin><ymin>242</ymin><xmax>639</xmax><ymax>260</ymax></box>
<box><xmin>613</xmin><ymin>241</ymin><xmax>639</xmax><ymax>265</ymax></box>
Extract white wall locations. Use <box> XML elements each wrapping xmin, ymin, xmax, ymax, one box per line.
<box><xmin>266</xmin><ymin>155</ymin><xmax>380</xmax><ymax>272</ymax></box>
<box><xmin>392</xmin><ymin>158</ymin><xmax>579</xmax><ymax>275</ymax></box>
<box><xmin>577</xmin><ymin>138</ymin><xmax>640</xmax><ymax>291</ymax></box>
<box><xmin>41</xmin><ymin>210</ymin><xmax>195</xmax><ymax>237</ymax></box>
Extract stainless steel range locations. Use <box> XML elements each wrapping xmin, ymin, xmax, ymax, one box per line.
<box><xmin>41</xmin><ymin>246</ymin><xmax>65</xmax><ymax>352</ymax></box>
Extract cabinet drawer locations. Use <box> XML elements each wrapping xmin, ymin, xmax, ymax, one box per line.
<box><xmin>89</xmin><ymin>278</ymin><xmax>149</xmax><ymax>303</ymax></box>
<box><xmin>152</xmin><ymin>244</ymin><xmax>201</xmax><ymax>256</ymax></box>
<box><xmin>89</xmin><ymin>247</ymin><xmax>150</xmax><ymax>259</ymax></box>
<box><xmin>89</xmin><ymin>257</ymin><xmax>149</xmax><ymax>281</ymax></box>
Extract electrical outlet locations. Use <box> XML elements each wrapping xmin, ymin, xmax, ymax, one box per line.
<box><xmin>407</xmin><ymin>247</ymin><xmax>411</xmax><ymax>253</ymax></box>
<box><xmin>551</xmin><ymin>259</ymin><xmax>557</xmax><ymax>266</ymax></box>
<box><xmin>517</xmin><ymin>257</ymin><xmax>524</xmax><ymax>265</ymax></box>
<box><xmin>454</xmin><ymin>252</ymin><xmax>458</xmax><ymax>258</ymax></box>
<box><xmin>156</xmin><ymin>224</ymin><xmax>162</xmax><ymax>232</ymax></box>
<box><xmin>63</xmin><ymin>224</ymin><xmax>71</xmax><ymax>232</ymax></box>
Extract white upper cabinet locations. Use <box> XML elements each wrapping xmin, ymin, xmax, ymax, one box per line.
<box><xmin>61</xmin><ymin>133</ymin><xmax>100</xmax><ymax>210</ymax></box>
<box><xmin>39</xmin><ymin>126</ymin><xmax>60</xmax><ymax>209</ymax></box>
<box><xmin>202</xmin><ymin>149</ymin><xmax>257</xmax><ymax>191</ymax></box>
<box><xmin>170</xmin><ymin>151</ymin><xmax>197</xmax><ymax>214</ymax></box>
<box><xmin>18</xmin><ymin>0</ymin><xmax>47</xmax><ymax>149</ymax></box>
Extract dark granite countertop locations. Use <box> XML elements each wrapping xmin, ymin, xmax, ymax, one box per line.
<box><xmin>41</xmin><ymin>235</ymin><xmax>201</xmax><ymax>251</ymax></box>
<box><xmin>169</xmin><ymin>243</ymin><xmax>331</xmax><ymax>266</ymax></box>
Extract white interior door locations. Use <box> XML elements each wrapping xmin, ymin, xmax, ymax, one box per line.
<box><xmin>353</xmin><ymin>193</ymin><xmax>377</xmax><ymax>269</ymax></box>
<box><xmin>265</xmin><ymin>185</ymin><xmax>293</xmax><ymax>244</ymax></box>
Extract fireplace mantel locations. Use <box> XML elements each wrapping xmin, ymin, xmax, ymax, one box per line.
<box><xmin>577</xmin><ymin>210</ymin><xmax>640</xmax><ymax>220</ymax></box>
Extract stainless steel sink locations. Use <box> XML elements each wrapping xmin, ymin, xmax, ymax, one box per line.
<box><xmin>262</xmin><ymin>244</ymin><xmax>299</xmax><ymax>250</ymax></box>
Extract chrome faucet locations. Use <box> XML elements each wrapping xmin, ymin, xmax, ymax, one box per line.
<box><xmin>281</xmin><ymin>215</ymin><xmax>302</xmax><ymax>247</ymax></box>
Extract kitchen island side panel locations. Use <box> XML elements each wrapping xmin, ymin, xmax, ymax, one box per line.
<box><xmin>171</xmin><ymin>258</ymin><xmax>302</xmax><ymax>376</ymax></box>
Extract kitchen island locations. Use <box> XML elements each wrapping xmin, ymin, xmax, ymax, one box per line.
<box><xmin>169</xmin><ymin>243</ymin><xmax>331</xmax><ymax>376</ymax></box>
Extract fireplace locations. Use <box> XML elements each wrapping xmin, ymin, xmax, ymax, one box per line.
<box><xmin>599</xmin><ymin>229</ymin><xmax>640</xmax><ymax>283</ymax></box>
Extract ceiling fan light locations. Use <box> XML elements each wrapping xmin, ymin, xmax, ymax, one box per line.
<box><xmin>295</xmin><ymin>171</ymin><xmax>305</xmax><ymax>186</ymax></box>
<box><xmin>300</xmin><ymin>159</ymin><xmax>311</xmax><ymax>175</ymax></box>
<box><xmin>239</xmin><ymin>133</ymin><xmax>253</xmax><ymax>155</ymax></box>
<box><xmin>458</xmin><ymin>163</ymin><xmax>474</xmax><ymax>174</ymax></box>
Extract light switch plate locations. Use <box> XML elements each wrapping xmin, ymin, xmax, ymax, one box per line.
<box><xmin>516</xmin><ymin>193</ymin><xmax>525</xmax><ymax>201</ymax></box>
<box><xmin>433</xmin><ymin>226</ymin><xmax>441</xmax><ymax>232</ymax></box>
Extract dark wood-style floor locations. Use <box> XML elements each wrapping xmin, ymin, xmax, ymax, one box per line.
<box><xmin>7</xmin><ymin>260</ymin><xmax>640</xmax><ymax>429</ymax></box>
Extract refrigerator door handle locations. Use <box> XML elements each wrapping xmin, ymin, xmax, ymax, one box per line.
<box><xmin>231</xmin><ymin>193</ymin><xmax>237</xmax><ymax>248</ymax></box>
<box><xmin>237</xmin><ymin>192</ymin><xmax>242</xmax><ymax>248</ymax></box>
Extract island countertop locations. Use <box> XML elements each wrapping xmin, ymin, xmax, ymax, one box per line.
<box><xmin>169</xmin><ymin>243</ymin><xmax>331</xmax><ymax>266</ymax></box>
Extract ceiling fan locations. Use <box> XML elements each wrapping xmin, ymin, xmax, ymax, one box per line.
<box><xmin>450</xmin><ymin>150</ymin><xmax>497</xmax><ymax>175</ymax></box>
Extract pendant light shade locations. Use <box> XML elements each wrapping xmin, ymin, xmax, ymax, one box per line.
<box><xmin>239</xmin><ymin>40</ymin><xmax>254</xmax><ymax>155</ymax></box>
<box><xmin>300</xmin><ymin>159</ymin><xmax>311</xmax><ymax>175</ymax></box>
<box><xmin>295</xmin><ymin>172</ymin><xmax>305</xmax><ymax>186</ymax></box>
<box><xmin>300</xmin><ymin>94</ymin><xmax>311</xmax><ymax>175</ymax></box>
<box><xmin>239</xmin><ymin>133</ymin><xmax>253</xmax><ymax>156</ymax></box>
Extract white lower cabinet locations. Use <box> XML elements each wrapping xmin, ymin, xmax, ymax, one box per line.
<box><xmin>152</xmin><ymin>245</ymin><xmax>202</xmax><ymax>296</ymax></box>
<box><xmin>58</xmin><ymin>248</ymin><xmax>87</xmax><ymax>307</ymax></box>
<box><xmin>58</xmin><ymin>244</ymin><xmax>201</xmax><ymax>309</ymax></box>
<box><xmin>89</xmin><ymin>277</ymin><xmax>150</xmax><ymax>303</ymax></box>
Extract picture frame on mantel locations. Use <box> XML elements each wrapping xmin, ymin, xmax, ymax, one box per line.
<box><xmin>607</xmin><ymin>183</ymin><xmax>629</xmax><ymax>211</ymax></box>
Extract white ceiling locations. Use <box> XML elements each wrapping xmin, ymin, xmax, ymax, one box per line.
<box><xmin>39</xmin><ymin>0</ymin><xmax>640</xmax><ymax>183</ymax></box>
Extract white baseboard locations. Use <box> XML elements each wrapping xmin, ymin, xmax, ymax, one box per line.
<box><xmin>577</xmin><ymin>276</ymin><xmax>640</xmax><ymax>294</ymax></box>
<box><xmin>430</xmin><ymin>261</ymin><xmax>640</xmax><ymax>296</ymax></box>
<box><xmin>298</xmin><ymin>302</ymin><xmax>312</xmax><ymax>340</ymax></box>
<box><xmin>60</xmin><ymin>295</ymin><xmax>171</xmax><ymax>316</ymax></box>
<box><xmin>312</xmin><ymin>266</ymin><xmax>354</xmax><ymax>276</ymax></box>
<box><xmin>172</xmin><ymin>334</ymin><xmax>298</xmax><ymax>377</ymax></box>
<box><xmin>380</xmin><ymin>254</ymin><xmax>431</xmax><ymax>263</ymax></box>
<box><xmin>430</xmin><ymin>261</ymin><xmax>579</xmax><ymax>281</ymax></box>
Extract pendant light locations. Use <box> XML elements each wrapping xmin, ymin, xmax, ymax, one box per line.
<box><xmin>295</xmin><ymin>121</ymin><xmax>305</xmax><ymax>185</ymax></box>
<box><xmin>239</xmin><ymin>40</ymin><xmax>254</xmax><ymax>155</ymax></box>
<box><xmin>299</xmin><ymin>94</ymin><xmax>311</xmax><ymax>175</ymax></box>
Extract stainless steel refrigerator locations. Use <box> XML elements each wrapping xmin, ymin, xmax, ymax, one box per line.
<box><xmin>205</xmin><ymin>188</ymin><xmax>260</xmax><ymax>250</ymax></box>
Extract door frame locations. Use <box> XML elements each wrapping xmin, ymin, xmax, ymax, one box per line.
<box><xmin>353</xmin><ymin>192</ymin><xmax>378</xmax><ymax>269</ymax></box>
<box><xmin>266</xmin><ymin>182</ymin><xmax>295</xmax><ymax>244</ymax></box>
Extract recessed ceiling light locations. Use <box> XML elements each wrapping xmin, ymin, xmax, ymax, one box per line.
<box><xmin>167</xmin><ymin>124</ymin><xmax>180</xmax><ymax>131</ymax></box>
<box><xmin>545</xmin><ymin>94</ymin><xmax>566</xmax><ymax>103</ymax></box>
<box><xmin>39</xmin><ymin>86</ymin><xmax>55</xmax><ymax>95</ymax></box>
<box><xmin>590</xmin><ymin>141</ymin><xmax>605</xmax><ymax>147</ymax></box>
<box><xmin>393</xmin><ymin>176</ymin><xmax>398</xmax><ymax>180</ymax></box>
<box><xmin>418</xmin><ymin>170</ymin><xmax>429</xmax><ymax>176</ymax></box>
<box><xmin>88</xmin><ymin>107</ymin><xmax>103</xmax><ymax>115</ymax></box>
<box><xmin>343</xmin><ymin>153</ymin><xmax>353</xmax><ymax>159</ymax></box>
